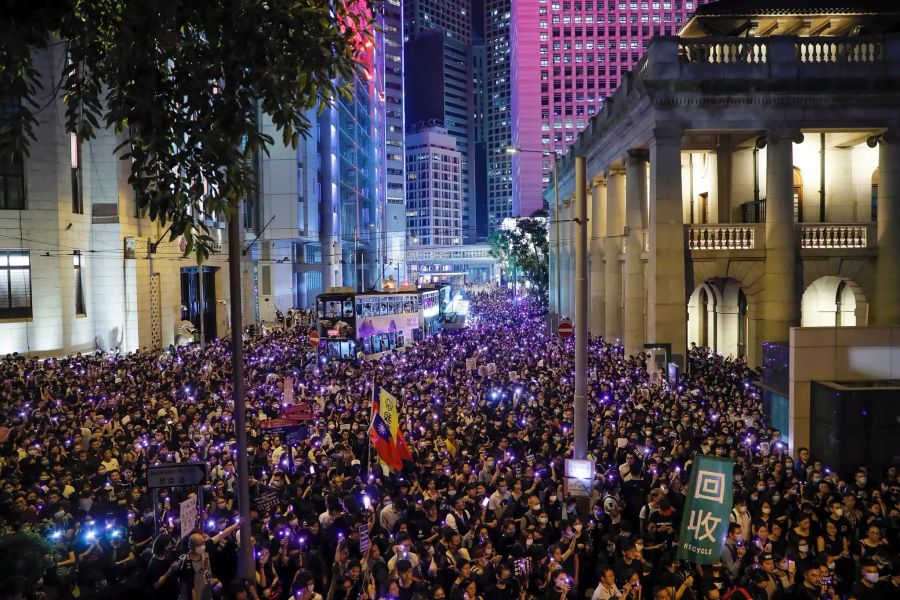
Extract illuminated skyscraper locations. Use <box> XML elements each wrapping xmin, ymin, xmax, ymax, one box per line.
<box><xmin>510</xmin><ymin>0</ymin><xmax>715</xmax><ymax>216</ymax></box>
<box><xmin>404</xmin><ymin>0</ymin><xmax>476</xmax><ymax>243</ymax></box>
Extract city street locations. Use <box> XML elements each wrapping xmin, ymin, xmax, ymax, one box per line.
<box><xmin>1</xmin><ymin>291</ymin><xmax>893</xmax><ymax>600</ymax></box>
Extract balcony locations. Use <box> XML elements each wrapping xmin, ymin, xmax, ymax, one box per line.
<box><xmin>638</xmin><ymin>35</ymin><xmax>900</xmax><ymax>83</ymax></box>
<box><xmin>687</xmin><ymin>224</ymin><xmax>763</xmax><ymax>251</ymax></box>
<box><xmin>684</xmin><ymin>223</ymin><xmax>876</xmax><ymax>259</ymax></box>
<box><xmin>798</xmin><ymin>223</ymin><xmax>873</xmax><ymax>250</ymax></box>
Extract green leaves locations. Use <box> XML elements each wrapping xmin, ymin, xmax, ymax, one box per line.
<box><xmin>1</xmin><ymin>0</ymin><xmax>373</xmax><ymax>262</ymax></box>
<box><xmin>488</xmin><ymin>215</ymin><xmax>551</xmax><ymax>297</ymax></box>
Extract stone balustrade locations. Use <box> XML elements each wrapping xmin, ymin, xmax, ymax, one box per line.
<box><xmin>687</xmin><ymin>224</ymin><xmax>761</xmax><ymax>251</ymax></box>
<box><xmin>798</xmin><ymin>223</ymin><xmax>871</xmax><ymax>249</ymax></box>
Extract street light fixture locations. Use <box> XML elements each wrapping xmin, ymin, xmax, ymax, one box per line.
<box><xmin>505</xmin><ymin>146</ymin><xmax>562</xmax><ymax>333</ymax></box>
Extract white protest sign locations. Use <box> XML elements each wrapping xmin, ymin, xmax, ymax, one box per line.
<box><xmin>180</xmin><ymin>497</ymin><xmax>198</xmax><ymax>541</ymax></box>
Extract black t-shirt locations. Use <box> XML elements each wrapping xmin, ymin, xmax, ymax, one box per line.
<box><xmin>848</xmin><ymin>581</ymin><xmax>887</xmax><ymax>600</ymax></box>
<box><xmin>485</xmin><ymin>582</ymin><xmax>519</xmax><ymax>600</ymax></box>
<box><xmin>147</xmin><ymin>555</ymin><xmax>180</xmax><ymax>600</ymax></box>
<box><xmin>397</xmin><ymin>580</ymin><xmax>426</xmax><ymax>600</ymax></box>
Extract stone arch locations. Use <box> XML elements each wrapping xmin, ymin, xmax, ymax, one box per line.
<box><xmin>688</xmin><ymin>281</ymin><xmax>720</xmax><ymax>350</ymax></box>
<box><xmin>801</xmin><ymin>257</ymin><xmax>876</xmax><ymax>315</ymax></box>
<box><xmin>688</xmin><ymin>259</ymin><xmax>765</xmax><ymax>364</ymax></box>
<box><xmin>688</xmin><ymin>277</ymin><xmax>751</xmax><ymax>359</ymax></box>
<box><xmin>801</xmin><ymin>275</ymin><xmax>868</xmax><ymax>327</ymax></box>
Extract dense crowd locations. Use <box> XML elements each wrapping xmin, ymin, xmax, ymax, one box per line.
<box><xmin>0</xmin><ymin>291</ymin><xmax>896</xmax><ymax>600</ymax></box>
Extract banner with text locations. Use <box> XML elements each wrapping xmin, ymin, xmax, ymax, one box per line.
<box><xmin>676</xmin><ymin>455</ymin><xmax>733</xmax><ymax>564</ymax></box>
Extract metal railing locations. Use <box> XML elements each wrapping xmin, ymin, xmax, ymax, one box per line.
<box><xmin>799</xmin><ymin>223</ymin><xmax>870</xmax><ymax>249</ymax></box>
<box><xmin>687</xmin><ymin>224</ymin><xmax>760</xmax><ymax>251</ymax></box>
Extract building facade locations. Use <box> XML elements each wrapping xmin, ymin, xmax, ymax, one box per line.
<box><xmin>404</xmin><ymin>0</ymin><xmax>477</xmax><ymax>242</ymax></box>
<box><xmin>0</xmin><ymin>13</ymin><xmax>396</xmax><ymax>354</ymax></box>
<box><xmin>512</xmin><ymin>0</ymin><xmax>713</xmax><ymax>217</ymax></box>
<box><xmin>485</xmin><ymin>0</ymin><xmax>514</xmax><ymax>231</ymax></box>
<box><xmin>259</xmin><ymin>16</ymin><xmax>392</xmax><ymax>313</ymax></box>
<box><xmin>380</xmin><ymin>0</ymin><xmax>408</xmax><ymax>284</ymax></box>
<box><xmin>406</xmin><ymin>126</ymin><xmax>463</xmax><ymax>247</ymax></box>
<box><xmin>546</xmin><ymin>0</ymin><xmax>900</xmax><ymax>448</ymax></box>
<box><xmin>0</xmin><ymin>45</ymin><xmax>239</xmax><ymax>356</ymax></box>
<box><xmin>407</xmin><ymin>244</ymin><xmax>498</xmax><ymax>285</ymax></box>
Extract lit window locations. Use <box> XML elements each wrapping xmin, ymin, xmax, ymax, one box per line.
<box><xmin>74</xmin><ymin>251</ymin><xmax>85</xmax><ymax>315</ymax></box>
<box><xmin>0</xmin><ymin>249</ymin><xmax>32</xmax><ymax>318</ymax></box>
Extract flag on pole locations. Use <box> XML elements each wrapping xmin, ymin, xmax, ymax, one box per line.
<box><xmin>369</xmin><ymin>386</ymin><xmax>410</xmax><ymax>470</ymax></box>
<box><xmin>676</xmin><ymin>455</ymin><xmax>734</xmax><ymax>564</ymax></box>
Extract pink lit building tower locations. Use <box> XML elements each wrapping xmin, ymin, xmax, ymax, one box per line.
<box><xmin>510</xmin><ymin>0</ymin><xmax>715</xmax><ymax>216</ymax></box>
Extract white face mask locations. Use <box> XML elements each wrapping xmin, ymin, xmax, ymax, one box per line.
<box><xmin>864</xmin><ymin>572</ymin><xmax>879</xmax><ymax>584</ymax></box>
<box><xmin>798</xmin><ymin>545</ymin><xmax>809</xmax><ymax>553</ymax></box>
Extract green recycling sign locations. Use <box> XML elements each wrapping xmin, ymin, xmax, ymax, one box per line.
<box><xmin>676</xmin><ymin>455</ymin><xmax>734</xmax><ymax>564</ymax></box>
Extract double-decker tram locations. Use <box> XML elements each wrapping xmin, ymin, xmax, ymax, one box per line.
<box><xmin>315</xmin><ymin>285</ymin><xmax>449</xmax><ymax>360</ymax></box>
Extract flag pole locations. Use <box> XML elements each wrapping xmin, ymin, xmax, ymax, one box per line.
<box><xmin>366</xmin><ymin>380</ymin><xmax>375</xmax><ymax>480</ymax></box>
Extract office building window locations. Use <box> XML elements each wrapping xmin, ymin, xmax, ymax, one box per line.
<box><xmin>0</xmin><ymin>93</ymin><xmax>25</xmax><ymax>210</ymax></box>
<box><xmin>0</xmin><ymin>249</ymin><xmax>32</xmax><ymax>318</ymax></box>
<box><xmin>74</xmin><ymin>251</ymin><xmax>86</xmax><ymax>315</ymax></box>
<box><xmin>71</xmin><ymin>133</ymin><xmax>83</xmax><ymax>214</ymax></box>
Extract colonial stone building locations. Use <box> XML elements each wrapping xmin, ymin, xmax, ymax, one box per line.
<box><xmin>548</xmin><ymin>0</ymin><xmax>900</xmax><ymax>367</ymax></box>
<box><xmin>546</xmin><ymin>0</ymin><xmax>900</xmax><ymax>450</ymax></box>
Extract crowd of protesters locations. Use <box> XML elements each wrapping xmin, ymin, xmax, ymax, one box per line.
<box><xmin>0</xmin><ymin>290</ymin><xmax>896</xmax><ymax>600</ymax></box>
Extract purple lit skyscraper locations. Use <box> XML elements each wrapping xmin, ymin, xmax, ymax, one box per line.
<box><xmin>510</xmin><ymin>0</ymin><xmax>715</xmax><ymax>216</ymax></box>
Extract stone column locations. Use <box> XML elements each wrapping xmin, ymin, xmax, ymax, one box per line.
<box><xmin>624</xmin><ymin>150</ymin><xmax>648</xmax><ymax>356</ymax></box>
<box><xmin>875</xmin><ymin>130</ymin><xmax>900</xmax><ymax>325</ymax></box>
<box><xmin>605</xmin><ymin>170</ymin><xmax>625</xmax><ymax>342</ymax></box>
<box><xmin>760</xmin><ymin>130</ymin><xmax>802</xmax><ymax>354</ymax></box>
<box><xmin>590</xmin><ymin>176</ymin><xmax>607</xmax><ymax>336</ymax></box>
<box><xmin>561</xmin><ymin>196</ymin><xmax>573</xmax><ymax>319</ymax></box>
<box><xmin>716</xmin><ymin>135</ymin><xmax>733</xmax><ymax>222</ymax></box>
<box><xmin>647</xmin><ymin>127</ymin><xmax>688</xmax><ymax>362</ymax></box>
<box><xmin>548</xmin><ymin>200</ymin><xmax>558</xmax><ymax>331</ymax></box>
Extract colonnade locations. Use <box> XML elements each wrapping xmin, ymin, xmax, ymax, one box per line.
<box><xmin>549</xmin><ymin>127</ymin><xmax>900</xmax><ymax>368</ymax></box>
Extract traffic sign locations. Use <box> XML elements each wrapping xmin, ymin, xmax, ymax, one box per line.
<box><xmin>147</xmin><ymin>462</ymin><xmax>208</xmax><ymax>489</ymax></box>
<box><xmin>261</xmin><ymin>418</ymin><xmax>304</xmax><ymax>435</ymax></box>
<box><xmin>309</xmin><ymin>331</ymin><xmax>320</xmax><ymax>346</ymax></box>
<box><xmin>558</xmin><ymin>319</ymin><xmax>574</xmax><ymax>339</ymax></box>
<box><xmin>280</xmin><ymin>404</ymin><xmax>315</xmax><ymax>421</ymax></box>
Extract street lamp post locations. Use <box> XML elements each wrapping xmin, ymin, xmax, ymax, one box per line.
<box><xmin>506</xmin><ymin>146</ymin><xmax>560</xmax><ymax>332</ymax></box>
<box><xmin>573</xmin><ymin>156</ymin><xmax>588</xmax><ymax>461</ymax></box>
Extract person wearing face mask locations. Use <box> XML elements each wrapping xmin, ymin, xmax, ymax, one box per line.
<box><xmin>722</xmin><ymin>524</ymin><xmax>747</xmax><ymax>583</ymax></box>
<box><xmin>484</xmin><ymin>563</ymin><xmax>518</xmax><ymax>600</ymax></box>
<box><xmin>790</xmin><ymin>538</ymin><xmax>815</xmax><ymax>580</ymax></box>
<box><xmin>851</xmin><ymin>469</ymin><xmax>872</xmax><ymax>501</ymax></box>
<box><xmin>178</xmin><ymin>523</ymin><xmax>239</xmax><ymax>600</ymax></box>
<box><xmin>700</xmin><ymin>562</ymin><xmax>728</xmax><ymax>595</ymax></box>
<box><xmin>488</xmin><ymin>477</ymin><xmax>511</xmax><ymax>512</ymax></box>
<box><xmin>848</xmin><ymin>560</ymin><xmax>885</xmax><ymax>600</ymax></box>
<box><xmin>146</xmin><ymin>533</ymin><xmax>181</xmax><ymax>600</ymax></box>
<box><xmin>544</xmin><ymin>570</ymin><xmax>576</xmax><ymax>600</ymax></box>
<box><xmin>730</xmin><ymin>497</ymin><xmax>752</xmax><ymax>541</ymax></box>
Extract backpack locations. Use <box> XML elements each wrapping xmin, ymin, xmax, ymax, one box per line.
<box><xmin>721</xmin><ymin>586</ymin><xmax>752</xmax><ymax>600</ymax></box>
